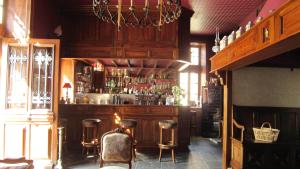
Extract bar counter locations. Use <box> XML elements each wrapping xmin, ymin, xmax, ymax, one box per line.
<box><xmin>59</xmin><ymin>104</ymin><xmax>191</xmax><ymax>150</ymax></box>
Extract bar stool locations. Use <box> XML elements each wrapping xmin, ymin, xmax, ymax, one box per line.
<box><xmin>81</xmin><ymin>118</ymin><xmax>101</xmax><ymax>160</ymax></box>
<box><xmin>158</xmin><ymin>120</ymin><xmax>177</xmax><ymax>163</ymax></box>
<box><xmin>119</xmin><ymin>119</ymin><xmax>138</xmax><ymax>161</ymax></box>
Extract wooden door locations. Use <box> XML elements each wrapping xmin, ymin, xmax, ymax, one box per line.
<box><xmin>0</xmin><ymin>38</ymin><xmax>60</xmax><ymax>164</ymax></box>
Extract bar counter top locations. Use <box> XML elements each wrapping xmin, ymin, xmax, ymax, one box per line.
<box><xmin>59</xmin><ymin>103</ymin><xmax>191</xmax><ymax>150</ymax></box>
<box><xmin>61</xmin><ymin>103</ymin><xmax>189</xmax><ymax>107</ymax></box>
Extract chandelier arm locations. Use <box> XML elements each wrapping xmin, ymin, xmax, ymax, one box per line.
<box><xmin>92</xmin><ymin>0</ymin><xmax>182</xmax><ymax>29</ymax></box>
<box><xmin>107</xmin><ymin>5</ymin><xmax>116</xmax><ymax>24</ymax></box>
<box><xmin>125</xmin><ymin>8</ymin><xmax>139</xmax><ymax>27</ymax></box>
<box><xmin>139</xmin><ymin>7</ymin><xmax>153</xmax><ymax>27</ymax></box>
<box><xmin>117</xmin><ymin>0</ymin><xmax>122</xmax><ymax>31</ymax></box>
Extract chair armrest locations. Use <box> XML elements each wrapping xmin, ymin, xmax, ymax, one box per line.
<box><xmin>232</xmin><ymin>119</ymin><xmax>245</xmax><ymax>143</ymax></box>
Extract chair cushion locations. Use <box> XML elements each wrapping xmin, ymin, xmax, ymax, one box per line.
<box><xmin>102</xmin><ymin>133</ymin><xmax>131</xmax><ymax>162</ymax></box>
<box><xmin>159</xmin><ymin>120</ymin><xmax>177</xmax><ymax>129</ymax></box>
<box><xmin>0</xmin><ymin>163</ymin><xmax>31</xmax><ymax>169</ymax></box>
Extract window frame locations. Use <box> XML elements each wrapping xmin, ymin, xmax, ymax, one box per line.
<box><xmin>179</xmin><ymin>43</ymin><xmax>206</xmax><ymax>106</ymax></box>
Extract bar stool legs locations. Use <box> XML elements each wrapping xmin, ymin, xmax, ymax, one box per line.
<box><xmin>158</xmin><ymin>120</ymin><xmax>177</xmax><ymax>163</ymax></box>
<box><xmin>171</xmin><ymin>128</ymin><xmax>175</xmax><ymax>163</ymax></box>
<box><xmin>81</xmin><ymin>118</ymin><xmax>101</xmax><ymax>161</ymax></box>
<box><xmin>119</xmin><ymin>119</ymin><xmax>138</xmax><ymax>161</ymax></box>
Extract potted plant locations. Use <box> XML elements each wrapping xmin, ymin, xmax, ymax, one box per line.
<box><xmin>172</xmin><ymin>85</ymin><xmax>182</xmax><ymax>105</ymax></box>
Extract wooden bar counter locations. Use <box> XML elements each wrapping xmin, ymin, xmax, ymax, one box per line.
<box><xmin>59</xmin><ymin>104</ymin><xmax>191</xmax><ymax>151</ymax></box>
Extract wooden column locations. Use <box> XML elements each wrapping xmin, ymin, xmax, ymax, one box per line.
<box><xmin>222</xmin><ymin>71</ymin><xmax>232</xmax><ymax>169</ymax></box>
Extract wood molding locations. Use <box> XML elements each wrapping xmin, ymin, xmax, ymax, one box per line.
<box><xmin>210</xmin><ymin>0</ymin><xmax>300</xmax><ymax>72</ymax></box>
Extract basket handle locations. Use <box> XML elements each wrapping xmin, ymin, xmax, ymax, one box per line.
<box><xmin>261</xmin><ymin>122</ymin><xmax>272</xmax><ymax>129</ymax></box>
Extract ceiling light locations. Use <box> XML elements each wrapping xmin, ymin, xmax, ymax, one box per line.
<box><xmin>93</xmin><ymin>0</ymin><xmax>182</xmax><ymax>31</ymax></box>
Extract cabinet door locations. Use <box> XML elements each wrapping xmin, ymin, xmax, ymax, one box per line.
<box><xmin>2</xmin><ymin>123</ymin><xmax>28</xmax><ymax>158</ymax></box>
<box><xmin>0</xmin><ymin>38</ymin><xmax>60</xmax><ymax>163</ymax></box>
<box><xmin>1</xmin><ymin>44</ymin><xmax>30</xmax><ymax>112</ymax></box>
<box><xmin>277</xmin><ymin>0</ymin><xmax>300</xmax><ymax>40</ymax></box>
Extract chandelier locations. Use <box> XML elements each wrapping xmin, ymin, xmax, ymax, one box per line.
<box><xmin>93</xmin><ymin>0</ymin><xmax>182</xmax><ymax>30</ymax></box>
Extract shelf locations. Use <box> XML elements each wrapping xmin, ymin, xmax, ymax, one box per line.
<box><xmin>210</xmin><ymin>0</ymin><xmax>300</xmax><ymax>72</ymax></box>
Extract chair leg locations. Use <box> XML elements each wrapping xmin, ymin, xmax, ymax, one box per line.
<box><xmin>99</xmin><ymin>159</ymin><xmax>103</xmax><ymax>168</ymax></box>
<box><xmin>171</xmin><ymin>149</ymin><xmax>175</xmax><ymax>163</ymax></box>
<box><xmin>82</xmin><ymin>147</ymin><xmax>85</xmax><ymax>158</ymax></box>
<box><xmin>129</xmin><ymin>161</ymin><xmax>132</xmax><ymax>169</ymax></box>
<box><xmin>94</xmin><ymin>147</ymin><xmax>97</xmax><ymax>162</ymax></box>
<box><xmin>171</xmin><ymin>128</ymin><xmax>175</xmax><ymax>163</ymax></box>
<box><xmin>159</xmin><ymin>148</ymin><xmax>162</xmax><ymax>162</ymax></box>
<box><xmin>132</xmin><ymin>146</ymin><xmax>136</xmax><ymax>161</ymax></box>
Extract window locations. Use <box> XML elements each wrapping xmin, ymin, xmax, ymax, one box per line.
<box><xmin>6</xmin><ymin>46</ymin><xmax>29</xmax><ymax>109</ymax></box>
<box><xmin>190</xmin><ymin>47</ymin><xmax>199</xmax><ymax>65</ymax></box>
<box><xmin>4</xmin><ymin>42</ymin><xmax>55</xmax><ymax>113</ymax></box>
<box><xmin>179</xmin><ymin>72</ymin><xmax>188</xmax><ymax>105</ymax></box>
<box><xmin>179</xmin><ymin>44</ymin><xmax>206</xmax><ymax>107</ymax></box>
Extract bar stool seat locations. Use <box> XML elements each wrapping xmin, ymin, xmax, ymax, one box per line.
<box><xmin>119</xmin><ymin>119</ymin><xmax>137</xmax><ymax>129</ymax></box>
<box><xmin>159</xmin><ymin>120</ymin><xmax>177</xmax><ymax>129</ymax></box>
<box><xmin>82</xmin><ymin>118</ymin><xmax>101</xmax><ymax>161</ymax></box>
<box><xmin>158</xmin><ymin>120</ymin><xmax>177</xmax><ymax>163</ymax></box>
<box><xmin>119</xmin><ymin>119</ymin><xmax>137</xmax><ymax>161</ymax></box>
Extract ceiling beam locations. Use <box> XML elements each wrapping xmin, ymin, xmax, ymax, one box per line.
<box><xmin>104</xmin><ymin>66</ymin><xmax>175</xmax><ymax>71</ymax></box>
<box><xmin>154</xmin><ymin>60</ymin><xmax>158</xmax><ymax>68</ymax></box>
<box><xmin>137</xmin><ymin>68</ymin><xmax>142</xmax><ymax>76</ymax></box>
<box><xmin>127</xmin><ymin>59</ymin><xmax>132</xmax><ymax>68</ymax></box>
<box><xmin>166</xmin><ymin>61</ymin><xmax>174</xmax><ymax>69</ymax></box>
<box><xmin>75</xmin><ymin>59</ymin><xmax>92</xmax><ymax>65</ymax></box>
<box><xmin>112</xmin><ymin>60</ymin><xmax>118</xmax><ymax>67</ymax></box>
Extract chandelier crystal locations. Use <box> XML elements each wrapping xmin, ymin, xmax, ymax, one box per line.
<box><xmin>93</xmin><ymin>0</ymin><xmax>182</xmax><ymax>30</ymax></box>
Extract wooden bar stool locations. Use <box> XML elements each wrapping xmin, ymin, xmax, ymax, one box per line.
<box><xmin>81</xmin><ymin>118</ymin><xmax>101</xmax><ymax>160</ymax></box>
<box><xmin>158</xmin><ymin>120</ymin><xmax>177</xmax><ymax>163</ymax></box>
<box><xmin>119</xmin><ymin>119</ymin><xmax>138</xmax><ymax>161</ymax></box>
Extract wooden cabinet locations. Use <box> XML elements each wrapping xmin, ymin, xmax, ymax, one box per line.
<box><xmin>210</xmin><ymin>0</ymin><xmax>300</xmax><ymax>72</ymax></box>
<box><xmin>0</xmin><ymin>38</ymin><xmax>60</xmax><ymax>163</ymax></box>
<box><xmin>59</xmin><ymin>7</ymin><xmax>192</xmax><ymax>61</ymax></box>
<box><xmin>277</xmin><ymin>0</ymin><xmax>300</xmax><ymax>40</ymax></box>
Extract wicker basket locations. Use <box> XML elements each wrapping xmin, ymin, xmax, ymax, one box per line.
<box><xmin>253</xmin><ymin>122</ymin><xmax>280</xmax><ymax>143</ymax></box>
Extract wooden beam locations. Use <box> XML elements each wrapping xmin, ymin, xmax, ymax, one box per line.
<box><xmin>75</xmin><ymin>59</ymin><xmax>91</xmax><ymax>65</ymax></box>
<box><xmin>112</xmin><ymin>60</ymin><xmax>118</xmax><ymax>67</ymax></box>
<box><xmin>127</xmin><ymin>59</ymin><xmax>132</xmax><ymax>68</ymax></box>
<box><xmin>97</xmin><ymin>59</ymin><xmax>105</xmax><ymax>66</ymax></box>
<box><xmin>222</xmin><ymin>71</ymin><xmax>232</xmax><ymax>169</ymax></box>
<box><xmin>104</xmin><ymin>66</ymin><xmax>175</xmax><ymax>71</ymax></box>
<box><xmin>154</xmin><ymin>60</ymin><xmax>158</xmax><ymax>68</ymax></box>
<box><xmin>166</xmin><ymin>61</ymin><xmax>173</xmax><ymax>69</ymax></box>
<box><xmin>137</xmin><ymin>68</ymin><xmax>142</xmax><ymax>76</ymax></box>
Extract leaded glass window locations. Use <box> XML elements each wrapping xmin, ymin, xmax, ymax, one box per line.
<box><xmin>6</xmin><ymin>46</ymin><xmax>29</xmax><ymax>109</ymax></box>
<box><xmin>31</xmin><ymin>46</ymin><xmax>54</xmax><ymax>110</ymax></box>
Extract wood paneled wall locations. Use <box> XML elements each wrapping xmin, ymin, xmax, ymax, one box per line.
<box><xmin>59</xmin><ymin>7</ymin><xmax>193</xmax><ymax>61</ymax></box>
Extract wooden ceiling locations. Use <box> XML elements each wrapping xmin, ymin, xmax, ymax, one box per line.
<box><xmin>73</xmin><ymin>58</ymin><xmax>186</xmax><ymax>77</ymax></box>
<box><xmin>59</xmin><ymin>0</ymin><xmax>266</xmax><ymax>35</ymax></box>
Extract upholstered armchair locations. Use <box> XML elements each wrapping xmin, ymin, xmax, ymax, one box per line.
<box><xmin>100</xmin><ymin>128</ymin><xmax>133</xmax><ymax>169</ymax></box>
<box><xmin>0</xmin><ymin>157</ymin><xmax>34</xmax><ymax>169</ymax></box>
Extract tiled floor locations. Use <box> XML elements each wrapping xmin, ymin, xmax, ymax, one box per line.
<box><xmin>65</xmin><ymin>137</ymin><xmax>222</xmax><ymax>169</ymax></box>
